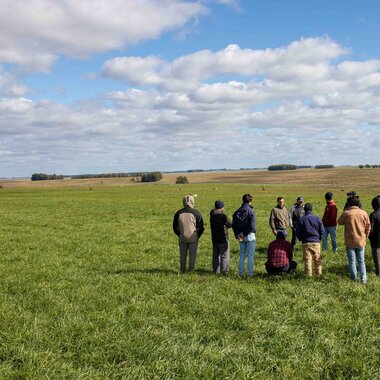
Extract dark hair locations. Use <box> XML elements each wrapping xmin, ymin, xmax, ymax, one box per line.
<box><xmin>277</xmin><ymin>196</ymin><xmax>284</xmax><ymax>202</ymax></box>
<box><xmin>304</xmin><ymin>203</ymin><xmax>313</xmax><ymax>212</ymax></box>
<box><xmin>325</xmin><ymin>192</ymin><xmax>333</xmax><ymax>201</ymax></box>
<box><xmin>347</xmin><ymin>196</ymin><xmax>360</xmax><ymax>208</ymax></box>
<box><xmin>242</xmin><ymin>194</ymin><xmax>252</xmax><ymax>203</ymax></box>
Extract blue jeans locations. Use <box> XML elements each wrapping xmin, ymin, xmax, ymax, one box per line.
<box><xmin>322</xmin><ymin>226</ymin><xmax>337</xmax><ymax>251</ymax></box>
<box><xmin>238</xmin><ymin>234</ymin><xmax>255</xmax><ymax>276</ymax></box>
<box><xmin>346</xmin><ymin>247</ymin><xmax>367</xmax><ymax>283</ymax></box>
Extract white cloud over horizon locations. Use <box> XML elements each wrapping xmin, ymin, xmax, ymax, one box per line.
<box><xmin>1</xmin><ymin>11</ymin><xmax>380</xmax><ymax>178</ymax></box>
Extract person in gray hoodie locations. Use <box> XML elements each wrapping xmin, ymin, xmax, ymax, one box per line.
<box><xmin>369</xmin><ymin>195</ymin><xmax>380</xmax><ymax>276</ymax></box>
<box><xmin>173</xmin><ymin>195</ymin><xmax>204</xmax><ymax>273</ymax></box>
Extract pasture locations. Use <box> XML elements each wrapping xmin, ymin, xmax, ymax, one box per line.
<box><xmin>0</xmin><ymin>169</ymin><xmax>380</xmax><ymax>379</ymax></box>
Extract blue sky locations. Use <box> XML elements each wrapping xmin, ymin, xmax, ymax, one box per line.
<box><xmin>1</xmin><ymin>0</ymin><xmax>380</xmax><ymax>177</ymax></box>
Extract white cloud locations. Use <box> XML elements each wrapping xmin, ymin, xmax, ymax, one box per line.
<box><xmin>2</xmin><ymin>36</ymin><xmax>380</xmax><ymax>176</ymax></box>
<box><xmin>0</xmin><ymin>0</ymin><xmax>207</xmax><ymax>71</ymax></box>
<box><xmin>101</xmin><ymin>37</ymin><xmax>347</xmax><ymax>89</ymax></box>
<box><xmin>102</xmin><ymin>56</ymin><xmax>165</xmax><ymax>86</ymax></box>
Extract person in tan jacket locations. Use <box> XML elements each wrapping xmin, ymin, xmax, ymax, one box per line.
<box><xmin>338</xmin><ymin>196</ymin><xmax>370</xmax><ymax>284</ymax></box>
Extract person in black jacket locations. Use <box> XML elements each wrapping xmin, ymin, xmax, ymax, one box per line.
<box><xmin>210</xmin><ymin>200</ymin><xmax>232</xmax><ymax>274</ymax></box>
<box><xmin>232</xmin><ymin>194</ymin><xmax>256</xmax><ymax>277</ymax></box>
<box><xmin>173</xmin><ymin>195</ymin><xmax>204</xmax><ymax>273</ymax></box>
<box><xmin>369</xmin><ymin>195</ymin><xmax>380</xmax><ymax>276</ymax></box>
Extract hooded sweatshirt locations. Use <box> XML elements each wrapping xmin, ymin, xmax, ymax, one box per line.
<box><xmin>322</xmin><ymin>200</ymin><xmax>338</xmax><ymax>227</ymax></box>
<box><xmin>173</xmin><ymin>195</ymin><xmax>204</xmax><ymax>243</ymax></box>
<box><xmin>369</xmin><ymin>196</ymin><xmax>380</xmax><ymax>248</ymax></box>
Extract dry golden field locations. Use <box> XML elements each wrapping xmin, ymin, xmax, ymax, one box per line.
<box><xmin>1</xmin><ymin>167</ymin><xmax>380</xmax><ymax>191</ymax></box>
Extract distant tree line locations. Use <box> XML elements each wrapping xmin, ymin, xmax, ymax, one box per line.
<box><xmin>315</xmin><ymin>165</ymin><xmax>335</xmax><ymax>169</ymax></box>
<box><xmin>141</xmin><ymin>172</ymin><xmax>163</xmax><ymax>182</ymax></box>
<box><xmin>268</xmin><ymin>164</ymin><xmax>297</xmax><ymax>171</ymax></box>
<box><xmin>31</xmin><ymin>173</ymin><xmax>64</xmax><ymax>181</ymax></box>
<box><xmin>359</xmin><ymin>164</ymin><xmax>380</xmax><ymax>168</ymax></box>
<box><xmin>72</xmin><ymin>172</ymin><xmax>144</xmax><ymax>179</ymax></box>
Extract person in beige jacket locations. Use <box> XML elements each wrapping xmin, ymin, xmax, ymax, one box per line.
<box><xmin>338</xmin><ymin>196</ymin><xmax>370</xmax><ymax>284</ymax></box>
<box><xmin>173</xmin><ymin>195</ymin><xmax>204</xmax><ymax>273</ymax></box>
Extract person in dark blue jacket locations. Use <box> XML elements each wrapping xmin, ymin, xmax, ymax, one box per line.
<box><xmin>232</xmin><ymin>194</ymin><xmax>256</xmax><ymax>277</ymax></box>
<box><xmin>296</xmin><ymin>203</ymin><xmax>325</xmax><ymax>276</ymax></box>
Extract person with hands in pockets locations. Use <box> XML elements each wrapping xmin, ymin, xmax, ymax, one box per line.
<box><xmin>232</xmin><ymin>194</ymin><xmax>256</xmax><ymax>278</ymax></box>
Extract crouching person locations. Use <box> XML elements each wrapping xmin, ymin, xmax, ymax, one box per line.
<box><xmin>173</xmin><ymin>195</ymin><xmax>204</xmax><ymax>273</ymax></box>
<box><xmin>210</xmin><ymin>200</ymin><xmax>232</xmax><ymax>274</ymax></box>
<box><xmin>266</xmin><ymin>230</ymin><xmax>297</xmax><ymax>275</ymax></box>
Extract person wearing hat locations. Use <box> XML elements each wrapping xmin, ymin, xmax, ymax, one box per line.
<box><xmin>173</xmin><ymin>195</ymin><xmax>204</xmax><ymax>273</ymax></box>
<box><xmin>288</xmin><ymin>196</ymin><xmax>305</xmax><ymax>249</ymax></box>
<box><xmin>232</xmin><ymin>194</ymin><xmax>256</xmax><ymax>277</ymax></box>
<box><xmin>344</xmin><ymin>191</ymin><xmax>363</xmax><ymax>211</ymax></box>
<box><xmin>296</xmin><ymin>203</ymin><xmax>325</xmax><ymax>276</ymax></box>
<box><xmin>266</xmin><ymin>230</ymin><xmax>297</xmax><ymax>275</ymax></box>
<box><xmin>322</xmin><ymin>192</ymin><xmax>338</xmax><ymax>253</ymax></box>
<box><xmin>210</xmin><ymin>200</ymin><xmax>232</xmax><ymax>274</ymax></box>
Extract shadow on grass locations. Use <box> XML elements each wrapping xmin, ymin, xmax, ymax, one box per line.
<box><xmin>108</xmin><ymin>268</ymin><xmax>217</xmax><ymax>276</ymax></box>
<box><xmin>107</xmin><ymin>268</ymin><xmax>179</xmax><ymax>276</ymax></box>
<box><xmin>325</xmin><ymin>263</ymin><xmax>349</xmax><ymax>276</ymax></box>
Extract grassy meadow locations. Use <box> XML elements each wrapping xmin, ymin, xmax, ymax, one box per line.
<box><xmin>0</xmin><ymin>177</ymin><xmax>380</xmax><ymax>379</ymax></box>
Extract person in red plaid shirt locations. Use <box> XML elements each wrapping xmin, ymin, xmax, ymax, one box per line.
<box><xmin>266</xmin><ymin>230</ymin><xmax>297</xmax><ymax>275</ymax></box>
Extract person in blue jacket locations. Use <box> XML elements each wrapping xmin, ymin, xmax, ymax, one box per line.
<box><xmin>296</xmin><ymin>203</ymin><xmax>325</xmax><ymax>276</ymax></box>
<box><xmin>232</xmin><ymin>194</ymin><xmax>256</xmax><ymax>277</ymax></box>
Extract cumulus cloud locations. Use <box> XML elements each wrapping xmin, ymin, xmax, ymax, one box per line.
<box><xmin>2</xmin><ymin>37</ymin><xmax>380</xmax><ymax>176</ymax></box>
<box><xmin>0</xmin><ymin>0</ymin><xmax>207</xmax><ymax>71</ymax></box>
<box><xmin>101</xmin><ymin>37</ymin><xmax>347</xmax><ymax>90</ymax></box>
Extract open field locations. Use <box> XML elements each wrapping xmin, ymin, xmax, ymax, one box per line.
<box><xmin>0</xmin><ymin>173</ymin><xmax>380</xmax><ymax>378</ymax></box>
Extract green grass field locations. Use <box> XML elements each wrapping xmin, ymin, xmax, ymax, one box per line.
<box><xmin>0</xmin><ymin>183</ymin><xmax>379</xmax><ymax>379</ymax></box>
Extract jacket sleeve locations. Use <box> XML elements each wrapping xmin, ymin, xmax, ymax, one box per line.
<box><xmin>332</xmin><ymin>204</ymin><xmax>338</xmax><ymax>221</ymax></box>
<box><xmin>288</xmin><ymin>206</ymin><xmax>294</xmax><ymax>228</ymax></box>
<box><xmin>225</xmin><ymin>215</ymin><xmax>232</xmax><ymax>228</ymax></box>
<box><xmin>369</xmin><ymin>213</ymin><xmax>374</xmax><ymax>241</ymax></box>
<box><xmin>196</xmin><ymin>212</ymin><xmax>205</xmax><ymax>239</ymax></box>
<box><xmin>173</xmin><ymin>212</ymin><xmax>180</xmax><ymax>236</ymax></box>
<box><xmin>319</xmin><ymin>219</ymin><xmax>325</xmax><ymax>240</ymax></box>
<box><xmin>365</xmin><ymin>214</ymin><xmax>371</xmax><ymax>238</ymax></box>
<box><xmin>269</xmin><ymin>208</ymin><xmax>276</xmax><ymax>230</ymax></box>
<box><xmin>337</xmin><ymin>212</ymin><xmax>346</xmax><ymax>225</ymax></box>
<box><xmin>250</xmin><ymin>210</ymin><xmax>256</xmax><ymax>233</ymax></box>
<box><xmin>296</xmin><ymin>221</ymin><xmax>302</xmax><ymax>241</ymax></box>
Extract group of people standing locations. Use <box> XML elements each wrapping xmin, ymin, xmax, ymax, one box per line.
<box><xmin>172</xmin><ymin>191</ymin><xmax>380</xmax><ymax>284</ymax></box>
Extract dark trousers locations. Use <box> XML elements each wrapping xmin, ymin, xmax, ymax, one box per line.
<box><xmin>291</xmin><ymin>227</ymin><xmax>299</xmax><ymax>247</ymax></box>
<box><xmin>372</xmin><ymin>247</ymin><xmax>380</xmax><ymax>276</ymax></box>
<box><xmin>212</xmin><ymin>241</ymin><xmax>229</xmax><ymax>273</ymax></box>
<box><xmin>179</xmin><ymin>240</ymin><xmax>198</xmax><ymax>273</ymax></box>
<box><xmin>266</xmin><ymin>260</ymin><xmax>297</xmax><ymax>275</ymax></box>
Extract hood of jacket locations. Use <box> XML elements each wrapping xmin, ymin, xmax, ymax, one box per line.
<box><xmin>183</xmin><ymin>195</ymin><xmax>194</xmax><ymax>208</ymax></box>
<box><xmin>372</xmin><ymin>196</ymin><xmax>380</xmax><ymax>211</ymax></box>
